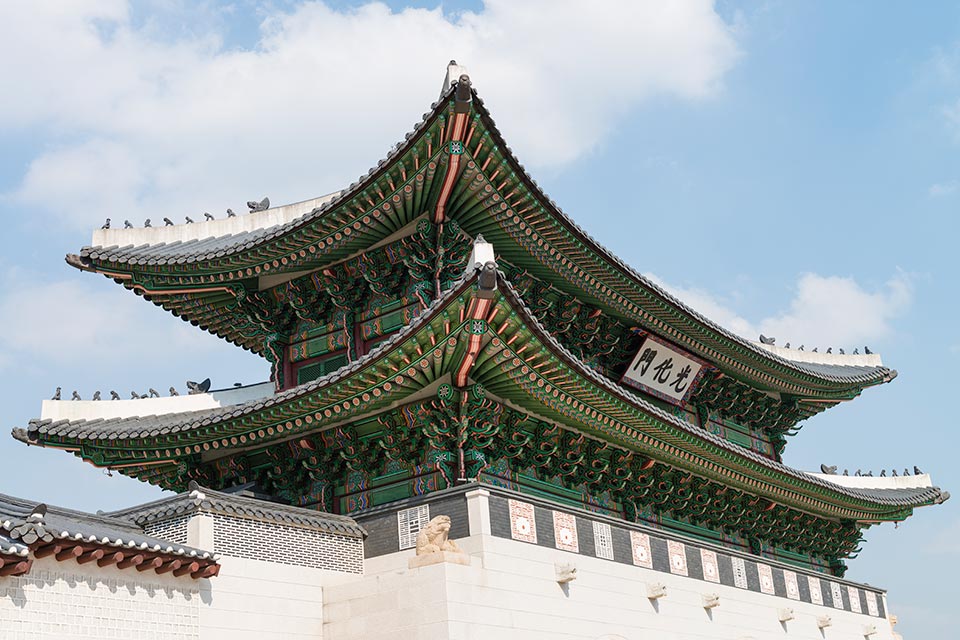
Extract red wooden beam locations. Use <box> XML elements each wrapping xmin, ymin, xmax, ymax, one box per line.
<box><xmin>55</xmin><ymin>546</ymin><xmax>83</xmax><ymax>562</ymax></box>
<box><xmin>155</xmin><ymin>559</ymin><xmax>182</xmax><ymax>575</ymax></box>
<box><xmin>0</xmin><ymin>560</ymin><xmax>32</xmax><ymax>577</ymax></box>
<box><xmin>117</xmin><ymin>553</ymin><xmax>145</xmax><ymax>570</ymax></box>
<box><xmin>77</xmin><ymin>548</ymin><xmax>105</xmax><ymax>565</ymax></box>
<box><xmin>136</xmin><ymin>557</ymin><xmax>164</xmax><ymax>573</ymax></box>
<box><xmin>173</xmin><ymin>561</ymin><xmax>199</xmax><ymax>577</ymax></box>
<box><xmin>191</xmin><ymin>564</ymin><xmax>219</xmax><ymax>579</ymax></box>
<box><xmin>97</xmin><ymin>551</ymin><xmax>125</xmax><ymax>568</ymax></box>
<box><xmin>33</xmin><ymin>543</ymin><xmax>63</xmax><ymax>559</ymax></box>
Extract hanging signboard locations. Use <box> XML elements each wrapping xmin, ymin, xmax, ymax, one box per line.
<box><xmin>621</xmin><ymin>334</ymin><xmax>709</xmax><ymax>406</ymax></box>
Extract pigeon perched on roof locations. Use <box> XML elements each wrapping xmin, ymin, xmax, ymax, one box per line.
<box><xmin>92</xmin><ymin>391</ymin><xmax>101</xmax><ymax>401</ymax></box>
<box><xmin>204</xmin><ymin>212</ymin><xmax>215</xmax><ymax>221</ymax></box>
<box><xmin>759</xmin><ymin>335</ymin><xmax>775</xmax><ymax>345</ymax></box>
<box><xmin>169</xmin><ymin>386</ymin><xmax>179</xmax><ymax>396</ymax></box>
<box><xmin>110</xmin><ymin>390</ymin><xmax>120</xmax><ymax>400</ymax></box>
<box><xmin>820</xmin><ymin>464</ymin><xmax>837</xmax><ymax>475</ymax></box>
<box><xmin>124</xmin><ymin>220</ymin><xmax>133</xmax><ymax>229</ymax></box>
<box><xmin>226</xmin><ymin>209</ymin><xmax>236</xmax><ymax>217</ymax></box>
<box><xmin>185</xmin><ymin>216</ymin><xmax>194</xmax><ymax>224</ymax></box>
<box><xmin>163</xmin><ymin>217</ymin><xmax>174</xmax><ymax>226</ymax></box>
<box><xmin>865</xmin><ymin>346</ymin><xmax>873</xmax><ymax>355</ymax></box>
<box><xmin>144</xmin><ymin>219</ymin><xmax>151</xmax><ymax>227</ymax></box>
<box><xmin>71</xmin><ymin>391</ymin><xmax>80</xmax><ymax>400</ymax></box>
<box><xmin>247</xmin><ymin>197</ymin><xmax>270</xmax><ymax>212</ymax></box>
<box><xmin>148</xmin><ymin>388</ymin><xmax>160</xmax><ymax>398</ymax></box>
<box><xmin>101</xmin><ymin>219</ymin><xmax>111</xmax><ymax>229</ymax></box>
<box><xmin>51</xmin><ymin>387</ymin><xmax>61</xmax><ymax>400</ymax></box>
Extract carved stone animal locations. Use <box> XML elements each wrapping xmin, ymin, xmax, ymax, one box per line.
<box><xmin>415</xmin><ymin>515</ymin><xmax>462</xmax><ymax>555</ymax></box>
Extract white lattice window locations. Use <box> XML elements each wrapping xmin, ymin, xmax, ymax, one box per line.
<box><xmin>397</xmin><ymin>504</ymin><xmax>430</xmax><ymax>550</ymax></box>
<box><xmin>592</xmin><ymin>521</ymin><xmax>614</xmax><ymax>560</ymax></box>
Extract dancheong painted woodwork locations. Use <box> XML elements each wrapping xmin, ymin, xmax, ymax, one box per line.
<box><xmin>16</xmin><ymin>66</ymin><xmax>947</xmax><ymax>579</ymax></box>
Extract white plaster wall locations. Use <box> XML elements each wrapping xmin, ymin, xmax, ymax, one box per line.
<box><xmin>323</xmin><ymin>535</ymin><xmax>899</xmax><ymax>640</ymax></box>
<box><xmin>0</xmin><ymin>556</ymin><xmax>200</xmax><ymax>640</ymax></box>
<box><xmin>199</xmin><ymin>555</ymin><xmax>357</xmax><ymax>640</ymax></box>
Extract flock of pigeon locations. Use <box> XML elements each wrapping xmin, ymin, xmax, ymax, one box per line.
<box><xmin>101</xmin><ymin>198</ymin><xmax>270</xmax><ymax>230</ymax></box>
<box><xmin>820</xmin><ymin>463</ymin><xmax>923</xmax><ymax>477</ymax></box>
<box><xmin>50</xmin><ymin>379</ymin><xmax>222</xmax><ymax>401</ymax></box>
<box><xmin>759</xmin><ymin>335</ymin><xmax>873</xmax><ymax>355</ymax></box>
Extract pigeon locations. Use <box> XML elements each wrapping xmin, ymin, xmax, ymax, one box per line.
<box><xmin>124</xmin><ymin>220</ymin><xmax>133</xmax><ymax>229</ymax></box>
<box><xmin>144</xmin><ymin>219</ymin><xmax>151</xmax><ymax>227</ymax></box>
<box><xmin>914</xmin><ymin>465</ymin><xmax>923</xmax><ymax>475</ymax></box>
<box><xmin>101</xmin><ymin>218</ymin><xmax>111</xmax><ymax>230</ymax></box>
<box><xmin>826</xmin><ymin>347</ymin><xmax>832</xmax><ymax>354</ymax></box>
<box><xmin>186</xmin><ymin>378</ymin><xmax>212</xmax><ymax>395</ymax></box>
<box><xmin>163</xmin><ymin>217</ymin><xmax>174</xmax><ymax>226</ymax></box>
<box><xmin>820</xmin><ymin>464</ymin><xmax>837</xmax><ymax>475</ymax></box>
<box><xmin>92</xmin><ymin>391</ymin><xmax>101</xmax><ymax>401</ymax></box>
<box><xmin>148</xmin><ymin>388</ymin><xmax>160</xmax><ymax>398</ymax></box>
<box><xmin>51</xmin><ymin>387</ymin><xmax>61</xmax><ymax>400</ymax></box>
<box><xmin>130</xmin><ymin>391</ymin><xmax>140</xmax><ymax>399</ymax></box>
<box><xmin>798</xmin><ymin>345</ymin><xmax>804</xmax><ymax>351</ymax></box>
<box><xmin>880</xmin><ymin>469</ymin><xmax>886</xmax><ymax>477</ymax></box>
<box><xmin>204</xmin><ymin>212</ymin><xmax>215</xmax><ymax>221</ymax></box>
<box><xmin>71</xmin><ymin>391</ymin><xmax>81</xmax><ymax>401</ymax></box>
<box><xmin>247</xmin><ymin>197</ymin><xmax>270</xmax><ymax>212</ymax></box>
<box><xmin>864</xmin><ymin>346</ymin><xmax>873</xmax><ymax>355</ymax></box>
<box><xmin>226</xmin><ymin>208</ymin><xmax>237</xmax><ymax>217</ymax></box>
<box><xmin>759</xmin><ymin>335</ymin><xmax>776</xmax><ymax>345</ymax></box>
<box><xmin>169</xmin><ymin>386</ymin><xmax>179</xmax><ymax>396</ymax></box>
<box><xmin>110</xmin><ymin>390</ymin><xmax>120</xmax><ymax>400</ymax></box>
<box><xmin>185</xmin><ymin>216</ymin><xmax>194</xmax><ymax>224</ymax></box>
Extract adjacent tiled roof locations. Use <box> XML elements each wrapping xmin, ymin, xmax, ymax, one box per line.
<box><xmin>494</xmin><ymin>275</ymin><xmax>947</xmax><ymax>510</ymax></box>
<box><xmin>14</xmin><ymin>275</ymin><xmax>473</xmax><ymax>444</ymax></box>
<box><xmin>107</xmin><ymin>485</ymin><xmax>365</xmax><ymax>538</ymax></box>
<box><xmin>0</xmin><ymin>493</ymin><xmax>215</xmax><ymax>560</ymax></box>
<box><xmin>0</xmin><ymin>532</ymin><xmax>28</xmax><ymax>558</ymax></box>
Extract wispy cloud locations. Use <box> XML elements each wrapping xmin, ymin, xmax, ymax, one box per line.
<box><xmin>929</xmin><ymin>180</ymin><xmax>959</xmax><ymax>197</ymax></box>
<box><xmin>646</xmin><ymin>271</ymin><xmax>913</xmax><ymax>349</ymax></box>
<box><xmin>1</xmin><ymin>1</ymin><xmax>740</xmax><ymax>230</ymax></box>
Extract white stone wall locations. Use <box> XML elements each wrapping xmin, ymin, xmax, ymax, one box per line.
<box><xmin>0</xmin><ymin>556</ymin><xmax>199</xmax><ymax>640</ymax></box>
<box><xmin>322</xmin><ymin>534</ymin><xmax>899</xmax><ymax>640</ymax></box>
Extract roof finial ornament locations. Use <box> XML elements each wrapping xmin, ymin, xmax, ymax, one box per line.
<box><xmin>169</xmin><ymin>386</ymin><xmax>179</xmax><ymax>396</ymax></box>
<box><xmin>226</xmin><ymin>208</ymin><xmax>236</xmax><ymax>217</ymax></box>
<box><xmin>51</xmin><ymin>387</ymin><xmax>61</xmax><ymax>400</ymax></box>
<box><xmin>124</xmin><ymin>220</ymin><xmax>133</xmax><ymax>229</ymax></box>
<box><xmin>441</xmin><ymin>60</ymin><xmax>469</xmax><ymax>96</ymax></box>
<box><xmin>28</xmin><ymin>504</ymin><xmax>47</xmax><ymax>522</ymax></box>
<box><xmin>247</xmin><ymin>197</ymin><xmax>269</xmax><ymax>212</ymax></box>
<box><xmin>759</xmin><ymin>334</ymin><xmax>775</xmax><ymax>345</ymax></box>
<box><xmin>820</xmin><ymin>464</ymin><xmax>837</xmax><ymax>475</ymax></box>
<box><xmin>186</xmin><ymin>378</ymin><xmax>212</xmax><ymax>395</ymax></box>
<box><xmin>110</xmin><ymin>390</ymin><xmax>120</xmax><ymax>400</ymax></box>
<box><xmin>144</xmin><ymin>218</ymin><xmax>151</xmax><ymax>227</ymax></box>
<box><xmin>865</xmin><ymin>345</ymin><xmax>873</xmax><ymax>355</ymax></box>
<box><xmin>101</xmin><ymin>218</ymin><xmax>111</xmax><ymax>230</ymax></box>
<box><xmin>163</xmin><ymin>217</ymin><xmax>174</xmax><ymax>226</ymax></box>
<box><xmin>204</xmin><ymin>212</ymin><xmax>215</xmax><ymax>221</ymax></box>
<box><xmin>71</xmin><ymin>391</ymin><xmax>81</xmax><ymax>401</ymax></box>
<box><xmin>92</xmin><ymin>391</ymin><xmax>101</xmax><ymax>400</ymax></box>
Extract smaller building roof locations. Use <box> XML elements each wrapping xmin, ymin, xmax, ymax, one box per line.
<box><xmin>107</xmin><ymin>484</ymin><xmax>366</xmax><ymax>539</ymax></box>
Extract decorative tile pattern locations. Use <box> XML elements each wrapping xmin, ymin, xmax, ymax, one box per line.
<box><xmin>553</xmin><ymin>511</ymin><xmax>579</xmax><ymax>553</ymax></box>
<box><xmin>808</xmin><ymin>576</ymin><xmax>823</xmax><ymax>605</ymax></box>
<box><xmin>667</xmin><ymin>540</ymin><xmax>688</xmax><ymax>576</ymax></box>
<box><xmin>592</xmin><ymin>521</ymin><xmax>614</xmax><ymax>560</ymax></box>
<box><xmin>830</xmin><ymin>582</ymin><xmax>845</xmax><ymax>610</ymax></box>
<box><xmin>731</xmin><ymin>556</ymin><xmax>748</xmax><ymax>589</ymax></box>
<box><xmin>848</xmin><ymin>586</ymin><xmax>862</xmax><ymax>614</ymax></box>
<box><xmin>700</xmin><ymin>549</ymin><xmax>720</xmax><ymax>583</ymax></box>
<box><xmin>757</xmin><ymin>563</ymin><xmax>775</xmax><ymax>595</ymax></box>
<box><xmin>508</xmin><ymin>499</ymin><xmax>537</xmax><ymax>544</ymax></box>
<box><xmin>629</xmin><ymin>531</ymin><xmax>653</xmax><ymax>568</ymax></box>
<box><xmin>783</xmin><ymin>570</ymin><xmax>800</xmax><ymax>600</ymax></box>
<box><xmin>397</xmin><ymin>504</ymin><xmax>430</xmax><ymax>550</ymax></box>
<box><xmin>866</xmin><ymin>590</ymin><xmax>879</xmax><ymax>617</ymax></box>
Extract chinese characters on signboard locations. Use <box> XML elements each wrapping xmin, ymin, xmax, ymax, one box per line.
<box><xmin>621</xmin><ymin>334</ymin><xmax>707</xmax><ymax>405</ymax></box>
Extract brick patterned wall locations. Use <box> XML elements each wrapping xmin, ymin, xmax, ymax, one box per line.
<box><xmin>143</xmin><ymin>515</ymin><xmax>190</xmax><ymax>545</ymax></box>
<box><xmin>355</xmin><ymin>493</ymin><xmax>469</xmax><ymax>558</ymax></box>
<box><xmin>0</xmin><ymin>566</ymin><xmax>198</xmax><ymax>640</ymax></box>
<box><xmin>211</xmin><ymin>513</ymin><xmax>363</xmax><ymax>573</ymax></box>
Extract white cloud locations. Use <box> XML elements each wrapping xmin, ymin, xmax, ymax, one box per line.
<box><xmin>646</xmin><ymin>271</ymin><xmax>913</xmax><ymax>349</ymax></box>
<box><xmin>928</xmin><ymin>180</ymin><xmax>958</xmax><ymax>197</ymax></box>
<box><xmin>1</xmin><ymin>1</ymin><xmax>739</xmax><ymax>229</ymax></box>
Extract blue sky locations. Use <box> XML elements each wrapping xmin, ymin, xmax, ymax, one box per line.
<box><xmin>0</xmin><ymin>2</ymin><xmax>957</xmax><ymax>637</ymax></box>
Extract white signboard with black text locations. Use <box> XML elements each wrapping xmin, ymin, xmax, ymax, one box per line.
<box><xmin>621</xmin><ymin>334</ymin><xmax>708</xmax><ymax>405</ymax></box>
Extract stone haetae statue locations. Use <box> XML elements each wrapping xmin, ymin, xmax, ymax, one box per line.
<box><xmin>415</xmin><ymin>515</ymin><xmax>462</xmax><ymax>556</ymax></box>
